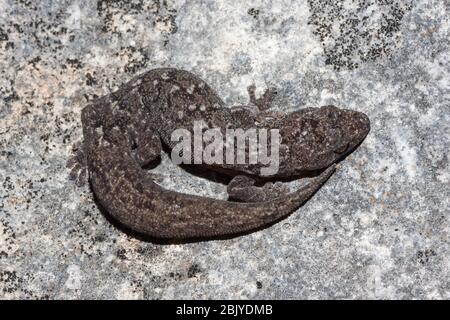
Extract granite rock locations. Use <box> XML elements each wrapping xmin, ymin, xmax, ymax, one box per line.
<box><xmin>0</xmin><ymin>0</ymin><xmax>449</xmax><ymax>299</ymax></box>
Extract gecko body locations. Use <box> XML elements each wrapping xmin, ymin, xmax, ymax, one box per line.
<box><xmin>69</xmin><ymin>68</ymin><xmax>370</xmax><ymax>239</ymax></box>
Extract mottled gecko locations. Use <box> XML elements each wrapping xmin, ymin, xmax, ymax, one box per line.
<box><xmin>68</xmin><ymin>68</ymin><xmax>370</xmax><ymax>239</ymax></box>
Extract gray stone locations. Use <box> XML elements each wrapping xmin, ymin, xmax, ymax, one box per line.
<box><xmin>0</xmin><ymin>0</ymin><xmax>448</xmax><ymax>299</ymax></box>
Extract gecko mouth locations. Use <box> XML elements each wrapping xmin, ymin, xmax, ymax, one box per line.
<box><xmin>343</xmin><ymin>110</ymin><xmax>370</xmax><ymax>145</ymax></box>
<box><xmin>330</xmin><ymin>109</ymin><xmax>370</xmax><ymax>159</ymax></box>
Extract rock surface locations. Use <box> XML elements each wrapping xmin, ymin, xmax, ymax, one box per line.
<box><xmin>0</xmin><ymin>0</ymin><xmax>448</xmax><ymax>299</ymax></box>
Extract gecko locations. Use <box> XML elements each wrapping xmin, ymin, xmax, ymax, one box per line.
<box><xmin>68</xmin><ymin>68</ymin><xmax>370</xmax><ymax>239</ymax></box>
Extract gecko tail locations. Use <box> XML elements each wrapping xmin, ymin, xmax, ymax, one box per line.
<box><xmin>276</xmin><ymin>164</ymin><xmax>336</xmax><ymax>211</ymax></box>
<box><xmin>215</xmin><ymin>164</ymin><xmax>336</xmax><ymax>237</ymax></box>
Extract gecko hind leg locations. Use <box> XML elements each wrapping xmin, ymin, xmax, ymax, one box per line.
<box><xmin>227</xmin><ymin>175</ymin><xmax>290</xmax><ymax>202</ymax></box>
<box><xmin>130</xmin><ymin>127</ymin><xmax>165</xmax><ymax>183</ymax></box>
<box><xmin>132</xmin><ymin>130</ymin><xmax>162</xmax><ymax>168</ymax></box>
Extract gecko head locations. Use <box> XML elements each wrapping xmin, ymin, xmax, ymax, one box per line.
<box><xmin>282</xmin><ymin>105</ymin><xmax>370</xmax><ymax>171</ymax></box>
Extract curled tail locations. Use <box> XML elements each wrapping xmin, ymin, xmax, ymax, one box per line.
<box><xmin>88</xmin><ymin>137</ymin><xmax>335</xmax><ymax>238</ymax></box>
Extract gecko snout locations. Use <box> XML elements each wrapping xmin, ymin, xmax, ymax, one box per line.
<box><xmin>340</xmin><ymin>109</ymin><xmax>371</xmax><ymax>155</ymax></box>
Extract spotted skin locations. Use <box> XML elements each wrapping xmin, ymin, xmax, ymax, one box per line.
<box><xmin>68</xmin><ymin>68</ymin><xmax>370</xmax><ymax>239</ymax></box>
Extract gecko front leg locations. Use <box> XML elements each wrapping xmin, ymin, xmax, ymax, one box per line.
<box><xmin>247</xmin><ymin>84</ymin><xmax>277</xmax><ymax>111</ymax></box>
<box><xmin>227</xmin><ymin>175</ymin><xmax>290</xmax><ymax>202</ymax></box>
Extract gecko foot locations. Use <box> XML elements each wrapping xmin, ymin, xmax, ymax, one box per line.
<box><xmin>227</xmin><ymin>175</ymin><xmax>290</xmax><ymax>202</ymax></box>
<box><xmin>247</xmin><ymin>84</ymin><xmax>277</xmax><ymax>111</ymax></box>
<box><xmin>67</xmin><ymin>141</ymin><xmax>88</xmax><ymax>187</ymax></box>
